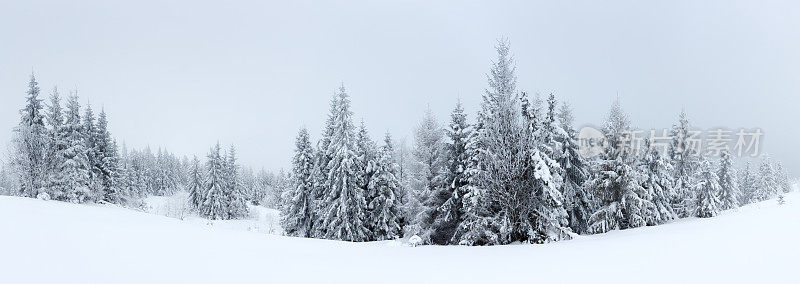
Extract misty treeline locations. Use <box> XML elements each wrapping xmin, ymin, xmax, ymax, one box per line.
<box><xmin>1</xmin><ymin>79</ymin><xmax>287</xmax><ymax>217</ymax></box>
<box><xmin>278</xmin><ymin>40</ymin><xmax>794</xmax><ymax>245</ymax></box>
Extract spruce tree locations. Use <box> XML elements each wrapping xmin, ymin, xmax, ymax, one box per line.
<box><xmin>695</xmin><ymin>159</ymin><xmax>721</xmax><ymax>218</ymax></box>
<box><xmin>320</xmin><ymin>85</ymin><xmax>369</xmax><ymax>242</ymax></box>
<box><xmin>431</xmin><ymin>101</ymin><xmax>471</xmax><ymax>244</ymax></box>
<box><xmin>12</xmin><ymin>74</ymin><xmax>48</xmax><ymax>198</ymax></box>
<box><xmin>556</xmin><ymin>102</ymin><xmax>594</xmax><ymax>233</ymax></box>
<box><xmin>717</xmin><ymin>149</ymin><xmax>740</xmax><ymax>210</ymax></box>
<box><xmin>225</xmin><ymin>145</ymin><xmax>249</xmax><ymax>219</ymax></box>
<box><xmin>282</xmin><ymin>128</ymin><xmax>316</xmax><ymax>237</ymax></box>
<box><xmin>188</xmin><ymin>156</ymin><xmax>204</xmax><ymax>208</ymax></box>
<box><xmin>367</xmin><ymin>133</ymin><xmax>403</xmax><ymax>240</ymax></box>
<box><xmin>586</xmin><ymin>99</ymin><xmax>656</xmax><ymax>234</ymax></box>
<box><xmin>639</xmin><ymin>138</ymin><xmax>677</xmax><ymax>225</ymax></box>
<box><xmin>751</xmin><ymin>157</ymin><xmax>778</xmax><ymax>202</ymax></box>
<box><xmin>44</xmin><ymin>87</ymin><xmax>65</xmax><ymax>198</ymax></box>
<box><xmin>408</xmin><ymin>108</ymin><xmax>446</xmax><ymax>243</ymax></box>
<box><xmin>56</xmin><ymin>93</ymin><xmax>92</xmax><ymax>203</ymax></box>
<box><xmin>201</xmin><ymin>143</ymin><xmax>227</xmax><ymax>220</ymax></box>
<box><xmin>669</xmin><ymin>110</ymin><xmax>697</xmax><ymax>218</ymax></box>
<box><xmin>738</xmin><ymin>162</ymin><xmax>755</xmax><ymax>205</ymax></box>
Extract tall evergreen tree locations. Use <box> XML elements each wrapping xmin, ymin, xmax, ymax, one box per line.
<box><xmin>717</xmin><ymin>149</ymin><xmax>740</xmax><ymax>210</ymax></box>
<box><xmin>44</xmin><ymin>87</ymin><xmax>65</xmax><ymax>198</ymax></box>
<box><xmin>320</xmin><ymin>85</ymin><xmax>369</xmax><ymax>242</ymax></box>
<box><xmin>695</xmin><ymin>159</ymin><xmax>721</xmax><ymax>218</ymax></box>
<box><xmin>586</xmin><ymin>99</ymin><xmax>656</xmax><ymax>234</ymax></box>
<box><xmin>188</xmin><ymin>156</ymin><xmax>204</xmax><ymax>208</ymax></box>
<box><xmin>367</xmin><ymin>133</ymin><xmax>403</xmax><ymax>240</ymax></box>
<box><xmin>282</xmin><ymin>128</ymin><xmax>316</xmax><ymax>237</ymax></box>
<box><xmin>457</xmin><ymin>40</ymin><xmax>570</xmax><ymax>245</ymax></box>
<box><xmin>408</xmin><ymin>108</ymin><xmax>447</xmax><ymax>243</ymax></box>
<box><xmin>431</xmin><ymin>101</ymin><xmax>471</xmax><ymax>244</ymax></box>
<box><xmin>54</xmin><ymin>93</ymin><xmax>92</xmax><ymax>202</ymax></box>
<box><xmin>12</xmin><ymin>74</ymin><xmax>48</xmax><ymax>198</ymax></box>
<box><xmin>751</xmin><ymin>157</ymin><xmax>778</xmax><ymax>203</ymax></box>
<box><xmin>200</xmin><ymin>143</ymin><xmax>227</xmax><ymax>220</ymax></box>
<box><xmin>556</xmin><ymin>102</ymin><xmax>594</xmax><ymax>233</ymax></box>
<box><xmin>775</xmin><ymin>162</ymin><xmax>792</xmax><ymax>194</ymax></box>
<box><xmin>738</xmin><ymin>162</ymin><xmax>755</xmax><ymax>205</ymax></box>
<box><xmin>669</xmin><ymin>110</ymin><xmax>697</xmax><ymax>218</ymax></box>
<box><xmin>225</xmin><ymin>145</ymin><xmax>249</xmax><ymax>219</ymax></box>
<box><xmin>96</xmin><ymin>109</ymin><xmax>121</xmax><ymax>203</ymax></box>
<box><xmin>639</xmin><ymin>138</ymin><xmax>677</xmax><ymax>224</ymax></box>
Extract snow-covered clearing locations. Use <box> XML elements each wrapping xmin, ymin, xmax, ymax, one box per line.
<box><xmin>1</xmin><ymin>191</ymin><xmax>798</xmax><ymax>284</ymax></box>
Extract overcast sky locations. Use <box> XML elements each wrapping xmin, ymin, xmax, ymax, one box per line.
<box><xmin>1</xmin><ymin>0</ymin><xmax>798</xmax><ymax>175</ymax></box>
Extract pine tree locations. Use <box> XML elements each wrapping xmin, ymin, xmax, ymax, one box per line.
<box><xmin>282</xmin><ymin>128</ymin><xmax>316</xmax><ymax>237</ymax></box>
<box><xmin>355</xmin><ymin>121</ymin><xmax>378</xmax><ymax>238</ymax></box>
<box><xmin>556</xmin><ymin>102</ymin><xmax>595</xmax><ymax>233</ymax></box>
<box><xmin>320</xmin><ymin>85</ymin><xmax>369</xmax><ymax>241</ymax></box>
<box><xmin>12</xmin><ymin>74</ymin><xmax>48</xmax><ymax>198</ymax></box>
<box><xmin>586</xmin><ymin>99</ymin><xmax>656</xmax><ymax>234</ymax></box>
<box><xmin>717</xmin><ymin>149</ymin><xmax>740</xmax><ymax>210</ymax></box>
<box><xmin>431</xmin><ymin>101</ymin><xmax>471</xmax><ymax>244</ymax></box>
<box><xmin>96</xmin><ymin>109</ymin><xmax>121</xmax><ymax>203</ymax></box>
<box><xmin>224</xmin><ymin>145</ymin><xmax>249</xmax><ymax>219</ymax></box>
<box><xmin>775</xmin><ymin>162</ymin><xmax>792</xmax><ymax>194</ymax></box>
<box><xmin>695</xmin><ymin>159</ymin><xmax>721</xmax><ymax>218</ymax></box>
<box><xmin>669</xmin><ymin>110</ymin><xmax>697</xmax><ymax>218</ymax></box>
<box><xmin>54</xmin><ymin>93</ymin><xmax>92</xmax><ymax>203</ymax></box>
<box><xmin>457</xmin><ymin>40</ymin><xmax>569</xmax><ymax>245</ymax></box>
<box><xmin>641</xmin><ymin>138</ymin><xmax>678</xmax><ymax>224</ymax></box>
<box><xmin>44</xmin><ymin>87</ymin><xmax>65</xmax><ymax>198</ymax></box>
<box><xmin>200</xmin><ymin>143</ymin><xmax>227</xmax><ymax>220</ymax></box>
<box><xmin>408</xmin><ymin>107</ymin><xmax>447</xmax><ymax>243</ymax></box>
<box><xmin>366</xmin><ymin>133</ymin><xmax>403</xmax><ymax>240</ymax></box>
<box><xmin>188</xmin><ymin>156</ymin><xmax>204</xmax><ymax>209</ymax></box>
<box><xmin>738</xmin><ymin>162</ymin><xmax>755</xmax><ymax>205</ymax></box>
<box><xmin>751</xmin><ymin>157</ymin><xmax>778</xmax><ymax>203</ymax></box>
<box><xmin>83</xmin><ymin>103</ymin><xmax>102</xmax><ymax>200</ymax></box>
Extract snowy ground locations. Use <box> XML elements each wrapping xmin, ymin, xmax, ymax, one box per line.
<box><xmin>1</xmin><ymin>191</ymin><xmax>798</xmax><ymax>284</ymax></box>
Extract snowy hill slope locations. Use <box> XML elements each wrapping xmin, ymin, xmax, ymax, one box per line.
<box><xmin>1</xmin><ymin>192</ymin><xmax>798</xmax><ymax>284</ymax></box>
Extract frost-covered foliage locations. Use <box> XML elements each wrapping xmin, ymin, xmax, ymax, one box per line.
<box><xmin>639</xmin><ymin>139</ymin><xmax>677</xmax><ymax>225</ymax></box>
<box><xmin>281</xmin><ymin>128</ymin><xmax>316</xmax><ymax>238</ymax></box>
<box><xmin>318</xmin><ymin>86</ymin><xmax>369</xmax><ymax>242</ymax></box>
<box><xmin>366</xmin><ymin>133</ymin><xmax>403</xmax><ymax>240</ymax></box>
<box><xmin>751</xmin><ymin>157</ymin><xmax>779</xmax><ymax>203</ymax></box>
<box><xmin>694</xmin><ymin>159</ymin><xmax>721</xmax><ymax>218</ymax></box>
<box><xmin>586</xmin><ymin>99</ymin><xmax>656</xmax><ymax>234</ymax></box>
<box><xmin>717</xmin><ymin>150</ymin><xmax>739</xmax><ymax>210</ymax></box>
<box><xmin>430</xmin><ymin>101</ymin><xmax>471</xmax><ymax>244</ymax></box>
<box><xmin>407</xmin><ymin>108</ymin><xmax>447</xmax><ymax>243</ymax></box>
<box><xmin>456</xmin><ymin>41</ymin><xmax>570</xmax><ymax>245</ymax></box>
<box><xmin>669</xmin><ymin>110</ymin><xmax>698</xmax><ymax>218</ymax></box>
<box><xmin>556</xmin><ymin>102</ymin><xmax>594</xmax><ymax>234</ymax></box>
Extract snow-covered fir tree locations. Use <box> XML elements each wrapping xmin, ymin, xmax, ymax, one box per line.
<box><xmin>224</xmin><ymin>145</ymin><xmax>249</xmax><ymax>219</ymax></box>
<box><xmin>200</xmin><ymin>143</ymin><xmax>227</xmax><ymax>220</ymax></box>
<box><xmin>457</xmin><ymin>40</ymin><xmax>570</xmax><ymax>245</ymax></box>
<box><xmin>717</xmin><ymin>149</ymin><xmax>740</xmax><ymax>210</ymax></box>
<box><xmin>319</xmin><ymin>85</ymin><xmax>369</xmax><ymax>242</ymax></box>
<box><xmin>751</xmin><ymin>156</ymin><xmax>778</xmax><ymax>203</ymax></box>
<box><xmin>52</xmin><ymin>93</ymin><xmax>93</xmax><ymax>203</ymax></box>
<box><xmin>408</xmin><ymin>107</ymin><xmax>447</xmax><ymax>243</ymax></box>
<box><xmin>555</xmin><ymin>102</ymin><xmax>594</xmax><ymax>233</ymax></box>
<box><xmin>366</xmin><ymin>133</ymin><xmax>403</xmax><ymax>241</ymax></box>
<box><xmin>775</xmin><ymin>162</ymin><xmax>792</xmax><ymax>194</ymax></box>
<box><xmin>431</xmin><ymin>100</ymin><xmax>471</xmax><ymax>244</ymax></box>
<box><xmin>11</xmin><ymin>74</ymin><xmax>48</xmax><ymax>198</ymax></box>
<box><xmin>187</xmin><ymin>156</ymin><xmax>204</xmax><ymax>209</ymax></box>
<box><xmin>282</xmin><ymin>127</ymin><xmax>316</xmax><ymax>238</ymax></box>
<box><xmin>669</xmin><ymin>110</ymin><xmax>698</xmax><ymax>218</ymax></box>
<box><xmin>586</xmin><ymin>99</ymin><xmax>656</xmax><ymax>234</ymax></box>
<box><xmin>639</xmin><ymin>138</ymin><xmax>677</xmax><ymax>225</ymax></box>
<box><xmin>44</xmin><ymin>87</ymin><xmax>65</xmax><ymax>198</ymax></box>
<box><xmin>694</xmin><ymin>159</ymin><xmax>721</xmax><ymax>218</ymax></box>
<box><xmin>354</xmin><ymin>121</ymin><xmax>378</xmax><ymax>238</ymax></box>
<box><xmin>738</xmin><ymin>162</ymin><xmax>755</xmax><ymax>205</ymax></box>
<box><xmin>96</xmin><ymin>110</ymin><xmax>121</xmax><ymax>203</ymax></box>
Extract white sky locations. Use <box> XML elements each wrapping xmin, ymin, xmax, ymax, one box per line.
<box><xmin>1</xmin><ymin>0</ymin><xmax>798</xmax><ymax>175</ymax></box>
